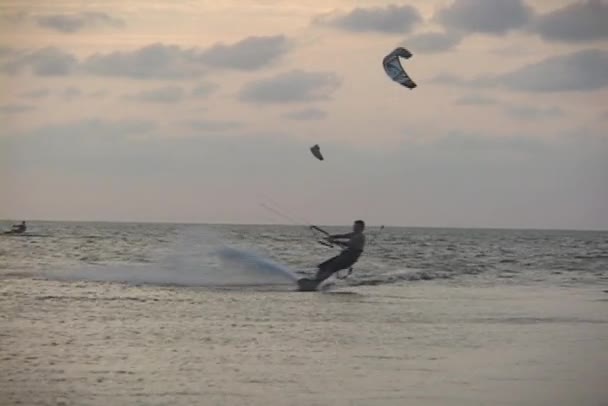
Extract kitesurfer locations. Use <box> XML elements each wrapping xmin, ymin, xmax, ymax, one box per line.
<box><xmin>5</xmin><ymin>221</ymin><xmax>26</xmax><ymax>234</ymax></box>
<box><xmin>313</xmin><ymin>219</ymin><xmax>366</xmax><ymax>284</ymax></box>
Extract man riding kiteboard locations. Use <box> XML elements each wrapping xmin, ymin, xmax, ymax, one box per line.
<box><xmin>298</xmin><ymin>220</ymin><xmax>366</xmax><ymax>291</ymax></box>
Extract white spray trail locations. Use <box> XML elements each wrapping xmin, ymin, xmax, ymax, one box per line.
<box><xmin>44</xmin><ymin>225</ymin><xmax>299</xmax><ymax>287</ymax></box>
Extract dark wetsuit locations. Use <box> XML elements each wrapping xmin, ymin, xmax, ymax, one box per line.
<box><xmin>10</xmin><ymin>223</ymin><xmax>26</xmax><ymax>234</ymax></box>
<box><xmin>314</xmin><ymin>232</ymin><xmax>365</xmax><ymax>282</ymax></box>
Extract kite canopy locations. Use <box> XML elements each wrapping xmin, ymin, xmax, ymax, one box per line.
<box><xmin>382</xmin><ymin>47</ymin><xmax>417</xmax><ymax>89</ymax></box>
<box><xmin>310</xmin><ymin>144</ymin><xmax>324</xmax><ymax>161</ymax></box>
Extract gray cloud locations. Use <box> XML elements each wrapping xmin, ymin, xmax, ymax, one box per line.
<box><xmin>314</xmin><ymin>4</ymin><xmax>421</xmax><ymax>34</ymax></box>
<box><xmin>406</xmin><ymin>31</ymin><xmax>463</xmax><ymax>53</ymax></box>
<box><xmin>239</xmin><ymin>70</ymin><xmax>341</xmax><ymax>103</ymax></box>
<box><xmin>0</xmin><ymin>46</ymin><xmax>18</xmax><ymax>59</ymax></box>
<box><xmin>1</xmin><ymin>35</ymin><xmax>291</xmax><ymax>79</ymax></box>
<box><xmin>531</xmin><ymin>0</ymin><xmax>608</xmax><ymax>43</ymax></box>
<box><xmin>125</xmin><ymin>85</ymin><xmax>185</xmax><ymax>103</ymax></box>
<box><xmin>36</xmin><ymin>12</ymin><xmax>124</xmax><ymax>33</ymax></box>
<box><xmin>454</xmin><ymin>94</ymin><xmax>498</xmax><ymax>105</ymax></box>
<box><xmin>433</xmin><ymin>49</ymin><xmax>608</xmax><ymax>92</ymax></box>
<box><xmin>88</xmin><ymin>90</ymin><xmax>108</xmax><ymax>99</ymax></box>
<box><xmin>20</xmin><ymin>88</ymin><xmax>50</xmax><ymax>99</ymax></box>
<box><xmin>62</xmin><ymin>86</ymin><xmax>82</xmax><ymax>101</ymax></box>
<box><xmin>196</xmin><ymin>35</ymin><xmax>290</xmax><ymax>70</ymax></box>
<box><xmin>435</xmin><ymin>0</ymin><xmax>533</xmax><ymax>35</ymax></box>
<box><xmin>454</xmin><ymin>95</ymin><xmax>564</xmax><ymax>120</ymax></box>
<box><xmin>0</xmin><ymin>104</ymin><xmax>35</xmax><ymax>114</ymax></box>
<box><xmin>192</xmin><ymin>82</ymin><xmax>218</xmax><ymax>98</ymax></box>
<box><xmin>282</xmin><ymin>108</ymin><xmax>327</xmax><ymax>121</ymax></box>
<box><xmin>505</xmin><ymin>105</ymin><xmax>564</xmax><ymax>120</ymax></box>
<box><xmin>1</xmin><ymin>47</ymin><xmax>77</xmax><ymax>75</ymax></box>
<box><xmin>430</xmin><ymin>72</ymin><xmax>493</xmax><ymax>88</ymax></box>
<box><xmin>184</xmin><ymin>119</ymin><xmax>241</xmax><ymax>132</ymax></box>
<box><xmin>498</xmin><ymin>48</ymin><xmax>608</xmax><ymax>92</ymax></box>
<box><xmin>82</xmin><ymin>44</ymin><xmax>201</xmax><ymax>79</ymax></box>
<box><xmin>0</xmin><ymin>11</ymin><xmax>28</xmax><ymax>24</ymax></box>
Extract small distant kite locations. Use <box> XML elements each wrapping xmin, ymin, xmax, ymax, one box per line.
<box><xmin>382</xmin><ymin>47</ymin><xmax>417</xmax><ymax>90</ymax></box>
<box><xmin>310</xmin><ymin>144</ymin><xmax>324</xmax><ymax>161</ymax></box>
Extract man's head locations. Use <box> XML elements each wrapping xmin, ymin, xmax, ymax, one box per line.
<box><xmin>353</xmin><ymin>220</ymin><xmax>365</xmax><ymax>232</ymax></box>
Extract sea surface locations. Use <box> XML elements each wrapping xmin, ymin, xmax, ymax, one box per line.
<box><xmin>1</xmin><ymin>221</ymin><xmax>607</xmax><ymax>405</ymax></box>
<box><xmin>1</xmin><ymin>221</ymin><xmax>607</xmax><ymax>288</ymax></box>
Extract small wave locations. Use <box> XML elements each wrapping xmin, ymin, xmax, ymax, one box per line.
<box><xmin>348</xmin><ymin>269</ymin><xmax>451</xmax><ymax>287</ymax></box>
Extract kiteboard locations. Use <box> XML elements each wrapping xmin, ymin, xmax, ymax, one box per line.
<box><xmin>296</xmin><ymin>277</ymin><xmax>321</xmax><ymax>292</ymax></box>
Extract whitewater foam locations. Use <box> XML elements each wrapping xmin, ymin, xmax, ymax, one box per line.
<box><xmin>42</xmin><ymin>226</ymin><xmax>299</xmax><ymax>287</ymax></box>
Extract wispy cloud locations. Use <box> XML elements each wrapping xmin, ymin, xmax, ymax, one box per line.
<box><xmin>20</xmin><ymin>88</ymin><xmax>50</xmax><ymax>99</ymax></box>
<box><xmin>531</xmin><ymin>0</ymin><xmax>608</xmax><ymax>43</ymax></box>
<box><xmin>191</xmin><ymin>83</ymin><xmax>218</xmax><ymax>98</ymax></box>
<box><xmin>433</xmin><ymin>49</ymin><xmax>608</xmax><ymax>92</ymax></box>
<box><xmin>239</xmin><ymin>70</ymin><xmax>341</xmax><ymax>103</ymax></box>
<box><xmin>62</xmin><ymin>86</ymin><xmax>82</xmax><ymax>101</ymax></box>
<box><xmin>313</xmin><ymin>4</ymin><xmax>421</xmax><ymax>34</ymax></box>
<box><xmin>195</xmin><ymin>35</ymin><xmax>291</xmax><ymax>70</ymax></box>
<box><xmin>125</xmin><ymin>86</ymin><xmax>185</xmax><ymax>103</ymax></box>
<box><xmin>0</xmin><ymin>104</ymin><xmax>36</xmax><ymax>114</ymax></box>
<box><xmin>2</xmin><ymin>35</ymin><xmax>294</xmax><ymax>79</ymax></box>
<box><xmin>282</xmin><ymin>108</ymin><xmax>327</xmax><ymax>121</ymax></box>
<box><xmin>435</xmin><ymin>0</ymin><xmax>533</xmax><ymax>35</ymax></box>
<box><xmin>504</xmin><ymin>105</ymin><xmax>564</xmax><ymax>120</ymax></box>
<box><xmin>82</xmin><ymin>44</ymin><xmax>204</xmax><ymax>79</ymax></box>
<box><xmin>36</xmin><ymin>12</ymin><xmax>125</xmax><ymax>33</ymax></box>
<box><xmin>406</xmin><ymin>31</ymin><xmax>463</xmax><ymax>53</ymax></box>
<box><xmin>498</xmin><ymin>48</ymin><xmax>608</xmax><ymax>92</ymax></box>
<box><xmin>1</xmin><ymin>47</ymin><xmax>77</xmax><ymax>76</ymax></box>
<box><xmin>454</xmin><ymin>94</ymin><xmax>498</xmax><ymax>106</ymax></box>
<box><xmin>183</xmin><ymin>119</ymin><xmax>241</xmax><ymax>132</ymax></box>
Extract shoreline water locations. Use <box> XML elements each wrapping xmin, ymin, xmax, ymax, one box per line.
<box><xmin>1</xmin><ymin>279</ymin><xmax>607</xmax><ymax>406</ymax></box>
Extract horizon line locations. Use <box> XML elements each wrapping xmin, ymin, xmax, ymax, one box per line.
<box><xmin>1</xmin><ymin>218</ymin><xmax>606</xmax><ymax>233</ymax></box>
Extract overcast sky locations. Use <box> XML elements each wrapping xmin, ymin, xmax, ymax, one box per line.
<box><xmin>1</xmin><ymin>0</ymin><xmax>607</xmax><ymax>229</ymax></box>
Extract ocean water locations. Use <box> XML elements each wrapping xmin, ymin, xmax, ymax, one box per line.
<box><xmin>1</xmin><ymin>221</ymin><xmax>607</xmax><ymax>405</ymax></box>
<box><xmin>1</xmin><ymin>221</ymin><xmax>607</xmax><ymax>288</ymax></box>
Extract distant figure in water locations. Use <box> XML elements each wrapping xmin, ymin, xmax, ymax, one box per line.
<box><xmin>314</xmin><ymin>219</ymin><xmax>366</xmax><ymax>284</ymax></box>
<box><xmin>10</xmin><ymin>221</ymin><xmax>26</xmax><ymax>234</ymax></box>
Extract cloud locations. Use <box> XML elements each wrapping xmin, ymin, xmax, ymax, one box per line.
<box><xmin>89</xmin><ymin>90</ymin><xmax>108</xmax><ymax>99</ymax></box>
<box><xmin>0</xmin><ymin>11</ymin><xmax>28</xmax><ymax>24</ymax></box>
<box><xmin>282</xmin><ymin>108</ymin><xmax>327</xmax><ymax>121</ymax></box>
<box><xmin>504</xmin><ymin>105</ymin><xmax>564</xmax><ymax>120</ymax></box>
<box><xmin>239</xmin><ymin>70</ymin><xmax>341</xmax><ymax>103</ymax></box>
<box><xmin>20</xmin><ymin>88</ymin><xmax>50</xmax><ymax>99</ymax></box>
<box><xmin>192</xmin><ymin>82</ymin><xmax>218</xmax><ymax>98</ymax></box>
<box><xmin>1</xmin><ymin>47</ymin><xmax>77</xmax><ymax>75</ymax></box>
<box><xmin>196</xmin><ymin>35</ymin><xmax>290</xmax><ymax>70</ymax></box>
<box><xmin>531</xmin><ymin>0</ymin><xmax>608</xmax><ymax>43</ymax></box>
<box><xmin>36</xmin><ymin>12</ymin><xmax>124</xmax><ymax>33</ymax></box>
<box><xmin>430</xmin><ymin>72</ymin><xmax>493</xmax><ymax>88</ymax></box>
<box><xmin>435</xmin><ymin>0</ymin><xmax>533</xmax><ymax>35</ymax></box>
<box><xmin>184</xmin><ymin>119</ymin><xmax>241</xmax><ymax>132</ymax></box>
<box><xmin>125</xmin><ymin>85</ymin><xmax>185</xmax><ymax>103</ymax></box>
<box><xmin>0</xmin><ymin>46</ymin><xmax>19</xmax><ymax>59</ymax></box>
<box><xmin>454</xmin><ymin>94</ymin><xmax>498</xmax><ymax>105</ymax></box>
<box><xmin>433</xmin><ymin>49</ymin><xmax>608</xmax><ymax>92</ymax></box>
<box><xmin>82</xmin><ymin>44</ymin><xmax>202</xmax><ymax>79</ymax></box>
<box><xmin>62</xmin><ymin>86</ymin><xmax>82</xmax><ymax>101</ymax></box>
<box><xmin>406</xmin><ymin>31</ymin><xmax>463</xmax><ymax>53</ymax></box>
<box><xmin>314</xmin><ymin>4</ymin><xmax>421</xmax><ymax>34</ymax></box>
<box><xmin>0</xmin><ymin>104</ymin><xmax>36</xmax><ymax>114</ymax></box>
<box><xmin>498</xmin><ymin>48</ymin><xmax>608</xmax><ymax>92</ymax></box>
<box><xmin>1</xmin><ymin>35</ymin><xmax>287</xmax><ymax>79</ymax></box>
